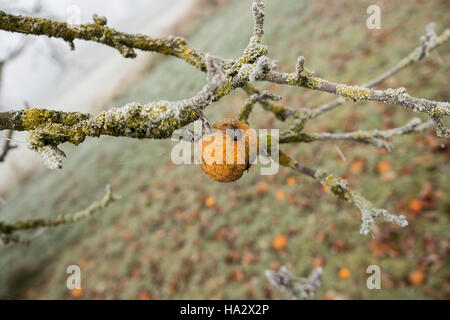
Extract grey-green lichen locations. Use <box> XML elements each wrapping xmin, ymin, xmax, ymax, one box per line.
<box><xmin>0</xmin><ymin>10</ymin><xmax>207</xmax><ymax>69</ymax></box>
<box><xmin>304</xmin><ymin>76</ymin><xmax>325</xmax><ymax>89</ymax></box>
<box><xmin>398</xmin><ymin>26</ymin><xmax>450</xmax><ymax>68</ymax></box>
<box><xmin>279</xmin><ymin>131</ymin><xmax>317</xmax><ymax>143</ymax></box>
<box><xmin>24</xmin><ymin>101</ymin><xmax>198</xmax><ymax>152</ymax></box>
<box><xmin>37</xmin><ymin>145</ymin><xmax>65</xmax><ymax>170</ymax></box>
<box><xmin>277</xmin><ymin>150</ymin><xmax>295</xmax><ymax>168</ymax></box>
<box><xmin>314</xmin><ymin>170</ymin><xmax>350</xmax><ymax>200</ymax></box>
<box><xmin>2</xmin><ymin>0</ymin><xmax>442</xmax><ymax>241</ymax></box>
<box><xmin>252</xmin><ymin>0</ymin><xmax>265</xmax><ymax>38</ymax></box>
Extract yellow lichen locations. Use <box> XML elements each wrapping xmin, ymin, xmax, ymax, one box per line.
<box><xmin>21</xmin><ymin>109</ymin><xmax>89</xmax><ymax>130</ymax></box>
<box><xmin>214</xmin><ymin>79</ymin><xmax>233</xmax><ymax>100</ymax></box>
<box><xmin>305</xmin><ymin>77</ymin><xmax>324</xmax><ymax>89</ymax></box>
<box><xmin>336</xmin><ymin>85</ymin><xmax>371</xmax><ymax>101</ymax></box>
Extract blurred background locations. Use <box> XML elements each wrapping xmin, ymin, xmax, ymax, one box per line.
<box><xmin>0</xmin><ymin>0</ymin><xmax>448</xmax><ymax>299</ymax></box>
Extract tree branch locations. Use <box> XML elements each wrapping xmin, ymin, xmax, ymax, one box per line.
<box><xmin>0</xmin><ymin>0</ymin><xmax>446</xmax><ymax>238</ymax></box>
<box><xmin>277</xmin><ymin>150</ymin><xmax>408</xmax><ymax>235</ymax></box>
<box><xmin>0</xmin><ymin>184</ymin><xmax>118</xmax><ymax>245</ymax></box>
<box><xmin>0</xmin><ymin>55</ymin><xmax>227</xmax><ymax>170</ymax></box>
<box><xmin>265</xmin><ymin>69</ymin><xmax>449</xmax><ymax>136</ymax></box>
<box><xmin>239</xmin><ymin>89</ymin><xmax>281</xmax><ymax>123</ymax></box>
<box><xmin>280</xmin><ymin>117</ymin><xmax>433</xmax><ymax>151</ymax></box>
<box><xmin>252</xmin><ymin>0</ymin><xmax>265</xmax><ymax>39</ymax></box>
<box><xmin>242</xmin><ymin>26</ymin><xmax>449</xmax><ymax>135</ymax></box>
<box><xmin>243</xmin><ymin>83</ymin><xmax>301</xmax><ymax>121</ymax></box>
<box><xmin>265</xmin><ymin>266</ymin><xmax>323</xmax><ymax>300</ymax></box>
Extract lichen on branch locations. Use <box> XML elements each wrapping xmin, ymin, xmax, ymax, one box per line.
<box><xmin>0</xmin><ymin>184</ymin><xmax>117</xmax><ymax>245</ymax></box>
<box><xmin>265</xmin><ymin>68</ymin><xmax>450</xmax><ymax>137</ymax></box>
<box><xmin>313</xmin><ymin>169</ymin><xmax>408</xmax><ymax>235</ymax></box>
<box><xmin>0</xmin><ymin>9</ymin><xmax>208</xmax><ymax>70</ymax></box>
<box><xmin>265</xmin><ymin>266</ymin><xmax>323</xmax><ymax>300</ymax></box>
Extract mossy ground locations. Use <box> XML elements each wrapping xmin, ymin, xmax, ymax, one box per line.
<box><xmin>0</xmin><ymin>0</ymin><xmax>449</xmax><ymax>299</ymax></box>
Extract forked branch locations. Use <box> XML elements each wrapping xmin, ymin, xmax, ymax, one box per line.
<box><xmin>0</xmin><ymin>0</ymin><xmax>448</xmax><ymax>237</ymax></box>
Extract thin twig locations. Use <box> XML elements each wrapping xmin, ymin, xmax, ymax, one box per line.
<box><xmin>279</xmin><ymin>117</ymin><xmax>433</xmax><ymax>151</ymax></box>
<box><xmin>0</xmin><ymin>184</ymin><xmax>118</xmax><ymax>245</ymax></box>
<box><xmin>0</xmin><ymin>0</ymin><xmax>446</xmax><ymax>237</ymax></box>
